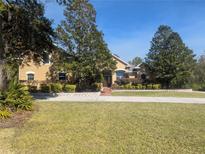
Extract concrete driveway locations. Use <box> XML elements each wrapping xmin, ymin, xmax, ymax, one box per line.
<box><xmin>34</xmin><ymin>93</ymin><xmax>205</xmax><ymax>104</ymax></box>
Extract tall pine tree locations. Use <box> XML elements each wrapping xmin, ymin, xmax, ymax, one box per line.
<box><xmin>145</xmin><ymin>25</ymin><xmax>196</xmax><ymax>88</ymax></box>
<box><xmin>56</xmin><ymin>0</ymin><xmax>116</xmax><ymax>90</ymax></box>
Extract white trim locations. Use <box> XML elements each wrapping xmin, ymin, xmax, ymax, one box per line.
<box><xmin>112</xmin><ymin>54</ymin><xmax>130</xmax><ymax>66</ymax></box>
<box><xmin>26</xmin><ymin>71</ymin><xmax>35</xmax><ymax>74</ymax></box>
<box><xmin>115</xmin><ymin>68</ymin><xmax>126</xmax><ymax>72</ymax></box>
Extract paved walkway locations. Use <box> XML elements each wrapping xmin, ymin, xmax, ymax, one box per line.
<box><xmin>34</xmin><ymin>93</ymin><xmax>205</xmax><ymax>104</ymax></box>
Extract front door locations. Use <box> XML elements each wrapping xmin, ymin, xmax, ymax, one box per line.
<box><xmin>103</xmin><ymin>71</ymin><xmax>112</xmax><ymax>87</ymax></box>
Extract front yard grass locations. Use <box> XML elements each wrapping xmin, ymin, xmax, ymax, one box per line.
<box><xmin>1</xmin><ymin>102</ymin><xmax>205</xmax><ymax>153</ymax></box>
<box><xmin>112</xmin><ymin>91</ymin><xmax>205</xmax><ymax>98</ymax></box>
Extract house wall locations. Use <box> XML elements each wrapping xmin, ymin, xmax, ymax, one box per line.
<box><xmin>19</xmin><ymin>55</ymin><xmax>128</xmax><ymax>86</ymax></box>
<box><xmin>112</xmin><ymin>57</ymin><xmax>127</xmax><ymax>84</ymax></box>
<box><xmin>19</xmin><ymin>61</ymin><xmax>50</xmax><ymax>82</ymax></box>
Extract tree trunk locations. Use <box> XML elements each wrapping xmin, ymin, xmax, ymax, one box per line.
<box><xmin>0</xmin><ymin>61</ymin><xmax>7</xmax><ymax>91</ymax></box>
<box><xmin>0</xmin><ymin>16</ymin><xmax>7</xmax><ymax>91</ymax></box>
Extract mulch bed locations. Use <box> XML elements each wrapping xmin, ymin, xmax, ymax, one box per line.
<box><xmin>0</xmin><ymin>105</ymin><xmax>38</xmax><ymax>128</ymax></box>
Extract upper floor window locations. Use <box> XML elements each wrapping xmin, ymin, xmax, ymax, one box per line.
<box><xmin>43</xmin><ymin>53</ymin><xmax>50</xmax><ymax>64</ymax></box>
<box><xmin>27</xmin><ymin>73</ymin><xmax>34</xmax><ymax>81</ymax></box>
<box><xmin>59</xmin><ymin>73</ymin><xmax>67</xmax><ymax>81</ymax></box>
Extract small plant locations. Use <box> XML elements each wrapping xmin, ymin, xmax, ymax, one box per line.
<box><xmin>147</xmin><ymin>84</ymin><xmax>153</xmax><ymax>89</ymax></box>
<box><xmin>137</xmin><ymin>84</ymin><xmax>143</xmax><ymax>89</ymax></box>
<box><xmin>40</xmin><ymin>84</ymin><xmax>51</xmax><ymax>93</ymax></box>
<box><xmin>153</xmin><ymin>84</ymin><xmax>161</xmax><ymax>89</ymax></box>
<box><xmin>51</xmin><ymin>83</ymin><xmax>63</xmax><ymax>93</ymax></box>
<box><xmin>6</xmin><ymin>83</ymin><xmax>33</xmax><ymax>111</ymax></box>
<box><xmin>142</xmin><ymin>85</ymin><xmax>146</xmax><ymax>89</ymax></box>
<box><xmin>0</xmin><ymin>109</ymin><xmax>11</xmax><ymax>119</ymax></box>
<box><xmin>27</xmin><ymin>85</ymin><xmax>38</xmax><ymax>93</ymax></box>
<box><xmin>63</xmin><ymin>84</ymin><xmax>76</xmax><ymax>93</ymax></box>
<box><xmin>112</xmin><ymin>83</ymin><xmax>120</xmax><ymax>89</ymax></box>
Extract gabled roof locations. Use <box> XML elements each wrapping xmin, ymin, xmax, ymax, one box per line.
<box><xmin>134</xmin><ymin>63</ymin><xmax>143</xmax><ymax>69</ymax></box>
<box><xmin>112</xmin><ymin>54</ymin><xmax>130</xmax><ymax>66</ymax></box>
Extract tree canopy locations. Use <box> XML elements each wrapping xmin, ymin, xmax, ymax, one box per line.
<box><xmin>56</xmin><ymin>0</ymin><xmax>116</xmax><ymax>90</ymax></box>
<box><xmin>193</xmin><ymin>54</ymin><xmax>205</xmax><ymax>84</ymax></box>
<box><xmin>129</xmin><ymin>56</ymin><xmax>143</xmax><ymax>66</ymax></box>
<box><xmin>145</xmin><ymin>25</ymin><xmax>196</xmax><ymax>88</ymax></box>
<box><xmin>0</xmin><ymin>0</ymin><xmax>55</xmax><ymax>89</ymax></box>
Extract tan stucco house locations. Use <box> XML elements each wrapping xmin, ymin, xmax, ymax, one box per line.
<box><xmin>19</xmin><ymin>54</ymin><xmax>142</xmax><ymax>87</ymax></box>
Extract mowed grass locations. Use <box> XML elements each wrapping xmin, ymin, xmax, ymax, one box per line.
<box><xmin>112</xmin><ymin>91</ymin><xmax>205</xmax><ymax>98</ymax></box>
<box><xmin>1</xmin><ymin>102</ymin><xmax>205</xmax><ymax>153</ymax></box>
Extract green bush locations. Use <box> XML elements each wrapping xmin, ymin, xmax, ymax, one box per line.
<box><xmin>147</xmin><ymin>84</ymin><xmax>153</xmax><ymax>89</ymax></box>
<box><xmin>27</xmin><ymin>85</ymin><xmax>38</xmax><ymax>93</ymax></box>
<box><xmin>135</xmin><ymin>85</ymin><xmax>139</xmax><ymax>89</ymax></box>
<box><xmin>91</xmin><ymin>83</ymin><xmax>102</xmax><ymax>92</ymax></box>
<box><xmin>192</xmin><ymin>83</ymin><xmax>205</xmax><ymax>91</ymax></box>
<box><xmin>63</xmin><ymin>84</ymin><xmax>76</xmax><ymax>93</ymax></box>
<box><xmin>142</xmin><ymin>85</ymin><xmax>146</xmax><ymax>89</ymax></box>
<box><xmin>112</xmin><ymin>83</ymin><xmax>120</xmax><ymax>89</ymax></box>
<box><xmin>137</xmin><ymin>84</ymin><xmax>143</xmax><ymax>89</ymax></box>
<box><xmin>51</xmin><ymin>83</ymin><xmax>63</xmax><ymax>93</ymax></box>
<box><xmin>119</xmin><ymin>85</ymin><xmax>124</xmax><ymax>89</ymax></box>
<box><xmin>40</xmin><ymin>84</ymin><xmax>51</xmax><ymax>93</ymax></box>
<box><xmin>6</xmin><ymin>83</ymin><xmax>33</xmax><ymax>111</ymax></box>
<box><xmin>123</xmin><ymin>84</ymin><xmax>131</xmax><ymax>89</ymax></box>
<box><xmin>153</xmin><ymin>84</ymin><xmax>161</xmax><ymax>89</ymax></box>
<box><xmin>0</xmin><ymin>109</ymin><xmax>11</xmax><ymax>119</ymax></box>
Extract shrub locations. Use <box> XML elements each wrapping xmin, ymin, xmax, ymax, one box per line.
<box><xmin>93</xmin><ymin>83</ymin><xmax>102</xmax><ymax>92</ymax></box>
<box><xmin>147</xmin><ymin>84</ymin><xmax>153</xmax><ymax>89</ymax></box>
<box><xmin>51</xmin><ymin>83</ymin><xmax>63</xmax><ymax>93</ymax></box>
<box><xmin>6</xmin><ymin>83</ymin><xmax>33</xmax><ymax>111</ymax></box>
<box><xmin>137</xmin><ymin>84</ymin><xmax>143</xmax><ymax>89</ymax></box>
<box><xmin>153</xmin><ymin>84</ymin><xmax>161</xmax><ymax>89</ymax></box>
<box><xmin>0</xmin><ymin>109</ymin><xmax>11</xmax><ymax>119</ymax></box>
<box><xmin>63</xmin><ymin>84</ymin><xmax>76</xmax><ymax>93</ymax></box>
<box><xmin>123</xmin><ymin>84</ymin><xmax>130</xmax><ymax>89</ymax></box>
<box><xmin>142</xmin><ymin>85</ymin><xmax>146</xmax><ymax>89</ymax></box>
<box><xmin>112</xmin><ymin>83</ymin><xmax>120</xmax><ymax>89</ymax></box>
<box><xmin>135</xmin><ymin>85</ymin><xmax>139</xmax><ymax>89</ymax></box>
<box><xmin>124</xmin><ymin>84</ymin><xmax>135</xmax><ymax>89</ymax></box>
<box><xmin>27</xmin><ymin>85</ymin><xmax>38</xmax><ymax>93</ymax></box>
<box><xmin>119</xmin><ymin>85</ymin><xmax>124</xmax><ymax>89</ymax></box>
<box><xmin>40</xmin><ymin>84</ymin><xmax>51</xmax><ymax>93</ymax></box>
<box><xmin>89</xmin><ymin>83</ymin><xmax>102</xmax><ymax>92</ymax></box>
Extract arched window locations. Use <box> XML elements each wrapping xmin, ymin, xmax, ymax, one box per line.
<box><xmin>27</xmin><ymin>73</ymin><xmax>34</xmax><ymax>81</ymax></box>
<box><xmin>116</xmin><ymin>70</ymin><xmax>125</xmax><ymax>79</ymax></box>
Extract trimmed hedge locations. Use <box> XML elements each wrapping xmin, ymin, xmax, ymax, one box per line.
<box><xmin>153</xmin><ymin>84</ymin><xmax>161</xmax><ymax>89</ymax></box>
<box><xmin>51</xmin><ymin>83</ymin><xmax>63</xmax><ymax>93</ymax></box>
<box><xmin>112</xmin><ymin>84</ymin><xmax>161</xmax><ymax>90</ymax></box>
<box><xmin>63</xmin><ymin>84</ymin><xmax>76</xmax><ymax>93</ymax></box>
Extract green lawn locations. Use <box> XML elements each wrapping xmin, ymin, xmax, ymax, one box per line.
<box><xmin>112</xmin><ymin>91</ymin><xmax>205</xmax><ymax>98</ymax></box>
<box><xmin>1</xmin><ymin>102</ymin><xmax>205</xmax><ymax>153</ymax></box>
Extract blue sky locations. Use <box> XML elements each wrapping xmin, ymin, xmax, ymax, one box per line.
<box><xmin>43</xmin><ymin>0</ymin><xmax>205</xmax><ymax>62</ymax></box>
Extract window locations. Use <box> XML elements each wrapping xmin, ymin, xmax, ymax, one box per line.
<box><xmin>116</xmin><ymin>70</ymin><xmax>125</xmax><ymax>79</ymax></box>
<box><xmin>59</xmin><ymin>73</ymin><xmax>67</xmax><ymax>81</ymax></box>
<box><xmin>43</xmin><ymin>54</ymin><xmax>50</xmax><ymax>64</ymax></box>
<box><xmin>27</xmin><ymin>73</ymin><xmax>34</xmax><ymax>81</ymax></box>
